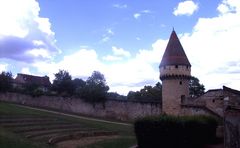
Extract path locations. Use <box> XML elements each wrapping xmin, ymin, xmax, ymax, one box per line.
<box><xmin>15</xmin><ymin>104</ymin><xmax>132</xmax><ymax>126</ymax></box>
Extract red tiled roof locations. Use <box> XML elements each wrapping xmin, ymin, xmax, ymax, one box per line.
<box><xmin>160</xmin><ymin>30</ymin><xmax>191</xmax><ymax>67</ymax></box>
<box><xmin>15</xmin><ymin>73</ymin><xmax>51</xmax><ymax>87</ymax></box>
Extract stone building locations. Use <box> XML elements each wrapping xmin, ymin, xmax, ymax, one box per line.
<box><xmin>224</xmin><ymin>86</ymin><xmax>240</xmax><ymax>148</ymax></box>
<box><xmin>159</xmin><ymin>29</ymin><xmax>191</xmax><ymax>115</ymax></box>
<box><xmin>13</xmin><ymin>73</ymin><xmax>51</xmax><ymax>92</ymax></box>
<box><xmin>160</xmin><ymin>30</ymin><xmax>240</xmax><ymax>118</ymax></box>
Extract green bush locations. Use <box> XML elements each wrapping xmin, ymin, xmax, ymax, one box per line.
<box><xmin>134</xmin><ymin>115</ymin><xmax>217</xmax><ymax>148</ymax></box>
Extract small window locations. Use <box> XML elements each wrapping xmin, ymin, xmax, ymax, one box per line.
<box><xmin>163</xmin><ymin>66</ymin><xmax>166</xmax><ymax>69</ymax></box>
<box><xmin>186</xmin><ymin>66</ymin><xmax>189</xmax><ymax>69</ymax></box>
<box><xmin>175</xmin><ymin>65</ymin><xmax>178</xmax><ymax>68</ymax></box>
<box><xmin>179</xmin><ymin>81</ymin><xmax>182</xmax><ymax>85</ymax></box>
<box><xmin>212</xmin><ymin>99</ymin><xmax>215</xmax><ymax>103</ymax></box>
<box><xmin>181</xmin><ymin>95</ymin><xmax>185</xmax><ymax>103</ymax></box>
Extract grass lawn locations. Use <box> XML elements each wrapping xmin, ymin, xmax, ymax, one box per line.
<box><xmin>0</xmin><ymin>102</ymin><xmax>136</xmax><ymax>148</ymax></box>
<box><xmin>81</xmin><ymin>136</ymin><xmax>136</xmax><ymax>148</ymax></box>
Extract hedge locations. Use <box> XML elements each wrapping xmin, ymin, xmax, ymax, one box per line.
<box><xmin>134</xmin><ymin>115</ymin><xmax>218</xmax><ymax>148</ymax></box>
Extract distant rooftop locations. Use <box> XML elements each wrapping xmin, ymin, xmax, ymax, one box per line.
<box><xmin>15</xmin><ymin>73</ymin><xmax>51</xmax><ymax>87</ymax></box>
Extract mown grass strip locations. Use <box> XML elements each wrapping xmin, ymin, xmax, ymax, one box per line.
<box><xmin>81</xmin><ymin>136</ymin><xmax>136</xmax><ymax>148</ymax></box>
<box><xmin>0</xmin><ymin>101</ymin><xmax>136</xmax><ymax>147</ymax></box>
<box><xmin>0</xmin><ymin>127</ymin><xmax>53</xmax><ymax>148</ymax></box>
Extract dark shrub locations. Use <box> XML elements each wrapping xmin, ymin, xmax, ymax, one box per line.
<box><xmin>134</xmin><ymin>115</ymin><xmax>217</xmax><ymax>148</ymax></box>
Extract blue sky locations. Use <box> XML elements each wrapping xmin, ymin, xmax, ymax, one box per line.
<box><xmin>0</xmin><ymin>0</ymin><xmax>240</xmax><ymax>94</ymax></box>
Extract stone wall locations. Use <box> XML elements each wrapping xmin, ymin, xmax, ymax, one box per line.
<box><xmin>183</xmin><ymin>89</ymin><xmax>224</xmax><ymax>117</ymax></box>
<box><xmin>181</xmin><ymin>104</ymin><xmax>222</xmax><ymax>119</ymax></box>
<box><xmin>223</xmin><ymin>86</ymin><xmax>240</xmax><ymax>148</ymax></box>
<box><xmin>224</xmin><ymin>107</ymin><xmax>240</xmax><ymax>148</ymax></box>
<box><xmin>160</xmin><ymin>65</ymin><xmax>190</xmax><ymax>76</ymax></box>
<box><xmin>0</xmin><ymin>92</ymin><xmax>161</xmax><ymax>121</ymax></box>
<box><xmin>162</xmin><ymin>79</ymin><xmax>189</xmax><ymax>115</ymax></box>
<box><xmin>197</xmin><ymin>89</ymin><xmax>224</xmax><ymax>116</ymax></box>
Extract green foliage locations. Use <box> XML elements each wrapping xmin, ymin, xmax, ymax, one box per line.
<box><xmin>134</xmin><ymin>115</ymin><xmax>218</xmax><ymax>148</ymax></box>
<box><xmin>51</xmin><ymin>70</ymin><xmax>110</xmax><ymax>105</ymax></box>
<box><xmin>189</xmin><ymin>76</ymin><xmax>205</xmax><ymax>98</ymax></box>
<box><xmin>107</xmin><ymin>92</ymin><xmax>127</xmax><ymax>100</ymax></box>
<box><xmin>23</xmin><ymin>83</ymin><xmax>44</xmax><ymax>97</ymax></box>
<box><xmin>0</xmin><ymin>71</ymin><xmax>13</xmax><ymax>92</ymax></box>
<box><xmin>127</xmin><ymin>82</ymin><xmax>162</xmax><ymax>102</ymax></box>
<box><xmin>52</xmin><ymin>70</ymin><xmax>74</xmax><ymax>96</ymax></box>
<box><xmin>73</xmin><ymin>78</ymin><xmax>86</xmax><ymax>97</ymax></box>
<box><xmin>81</xmin><ymin>71</ymin><xmax>109</xmax><ymax>105</ymax></box>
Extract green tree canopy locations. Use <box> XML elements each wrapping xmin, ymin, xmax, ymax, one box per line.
<box><xmin>189</xmin><ymin>76</ymin><xmax>205</xmax><ymax>98</ymax></box>
<box><xmin>0</xmin><ymin>71</ymin><xmax>13</xmax><ymax>92</ymax></box>
<box><xmin>127</xmin><ymin>82</ymin><xmax>162</xmax><ymax>102</ymax></box>
<box><xmin>52</xmin><ymin>70</ymin><xmax>74</xmax><ymax>96</ymax></box>
<box><xmin>73</xmin><ymin>78</ymin><xmax>86</xmax><ymax>97</ymax></box>
<box><xmin>81</xmin><ymin>71</ymin><xmax>109</xmax><ymax>105</ymax></box>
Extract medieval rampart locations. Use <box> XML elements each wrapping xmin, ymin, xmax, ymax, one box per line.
<box><xmin>0</xmin><ymin>92</ymin><xmax>161</xmax><ymax>121</ymax></box>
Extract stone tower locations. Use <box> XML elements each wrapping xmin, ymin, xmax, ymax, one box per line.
<box><xmin>159</xmin><ymin>30</ymin><xmax>191</xmax><ymax>115</ymax></box>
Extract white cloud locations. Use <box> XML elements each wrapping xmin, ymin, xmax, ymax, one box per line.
<box><xmin>21</xmin><ymin>67</ymin><xmax>32</xmax><ymax>75</ymax></box>
<box><xmin>112</xmin><ymin>46</ymin><xmax>131</xmax><ymax>57</ymax></box>
<box><xmin>35</xmin><ymin>45</ymin><xmax>161</xmax><ymax>95</ymax></box>
<box><xmin>134</xmin><ymin>13</ymin><xmax>141</xmax><ymax>19</ymax></box>
<box><xmin>113</xmin><ymin>4</ymin><xmax>127</xmax><ymax>9</ymax></box>
<box><xmin>107</xmin><ymin>29</ymin><xmax>114</xmax><ymax>35</ymax></box>
<box><xmin>0</xmin><ymin>64</ymin><xmax>8</xmax><ymax>72</ymax></box>
<box><xmin>141</xmin><ymin>10</ymin><xmax>150</xmax><ymax>13</ymax></box>
<box><xmin>104</xmin><ymin>64</ymin><xmax>158</xmax><ymax>94</ymax></box>
<box><xmin>173</xmin><ymin>0</ymin><xmax>198</xmax><ymax>16</ymax></box>
<box><xmin>102</xmin><ymin>55</ymin><xmax>123</xmax><ymax>61</ymax></box>
<box><xmin>103</xmin><ymin>46</ymin><xmax>131</xmax><ymax>61</ymax></box>
<box><xmin>101</xmin><ymin>36</ymin><xmax>110</xmax><ymax>42</ymax></box>
<box><xmin>178</xmin><ymin>0</ymin><xmax>240</xmax><ymax>90</ymax></box>
<box><xmin>217</xmin><ymin>3</ymin><xmax>230</xmax><ymax>14</ymax></box>
<box><xmin>0</xmin><ymin>0</ymin><xmax>59</xmax><ymax>62</ymax></box>
<box><xmin>217</xmin><ymin>0</ymin><xmax>240</xmax><ymax>14</ymax></box>
<box><xmin>133</xmin><ymin>10</ymin><xmax>152</xmax><ymax>19</ymax></box>
<box><xmin>160</xmin><ymin>24</ymin><xmax>166</xmax><ymax>28</ymax></box>
<box><xmin>26</xmin><ymin>48</ymin><xmax>51</xmax><ymax>59</ymax></box>
<box><xmin>101</xmin><ymin>28</ymin><xmax>114</xmax><ymax>42</ymax></box>
<box><xmin>35</xmin><ymin>49</ymin><xmax>104</xmax><ymax>79</ymax></box>
<box><xmin>136</xmin><ymin>37</ymin><xmax>141</xmax><ymax>40</ymax></box>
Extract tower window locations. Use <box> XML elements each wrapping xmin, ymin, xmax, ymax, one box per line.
<box><xmin>181</xmin><ymin>95</ymin><xmax>185</xmax><ymax>104</ymax></box>
<box><xmin>175</xmin><ymin>65</ymin><xmax>178</xmax><ymax>68</ymax></box>
<box><xmin>163</xmin><ymin>66</ymin><xmax>166</xmax><ymax>69</ymax></box>
<box><xmin>179</xmin><ymin>81</ymin><xmax>182</xmax><ymax>85</ymax></box>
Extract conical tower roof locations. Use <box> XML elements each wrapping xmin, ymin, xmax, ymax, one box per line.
<box><xmin>160</xmin><ymin>30</ymin><xmax>191</xmax><ymax>67</ymax></box>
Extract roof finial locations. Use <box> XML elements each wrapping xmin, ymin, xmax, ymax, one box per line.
<box><xmin>173</xmin><ymin>27</ymin><xmax>175</xmax><ymax>31</ymax></box>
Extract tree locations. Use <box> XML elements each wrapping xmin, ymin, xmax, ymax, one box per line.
<box><xmin>24</xmin><ymin>82</ymin><xmax>43</xmax><ymax>97</ymax></box>
<box><xmin>0</xmin><ymin>71</ymin><xmax>13</xmax><ymax>92</ymax></box>
<box><xmin>107</xmin><ymin>92</ymin><xmax>127</xmax><ymax>100</ymax></box>
<box><xmin>72</xmin><ymin>78</ymin><xmax>86</xmax><ymax>97</ymax></box>
<box><xmin>81</xmin><ymin>71</ymin><xmax>109</xmax><ymax>105</ymax></box>
<box><xmin>52</xmin><ymin>70</ymin><xmax>74</xmax><ymax>96</ymax></box>
<box><xmin>189</xmin><ymin>76</ymin><xmax>205</xmax><ymax>98</ymax></box>
<box><xmin>127</xmin><ymin>82</ymin><xmax>162</xmax><ymax>102</ymax></box>
<box><xmin>127</xmin><ymin>91</ymin><xmax>141</xmax><ymax>101</ymax></box>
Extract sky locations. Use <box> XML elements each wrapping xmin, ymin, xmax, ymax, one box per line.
<box><xmin>0</xmin><ymin>0</ymin><xmax>240</xmax><ymax>95</ymax></box>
